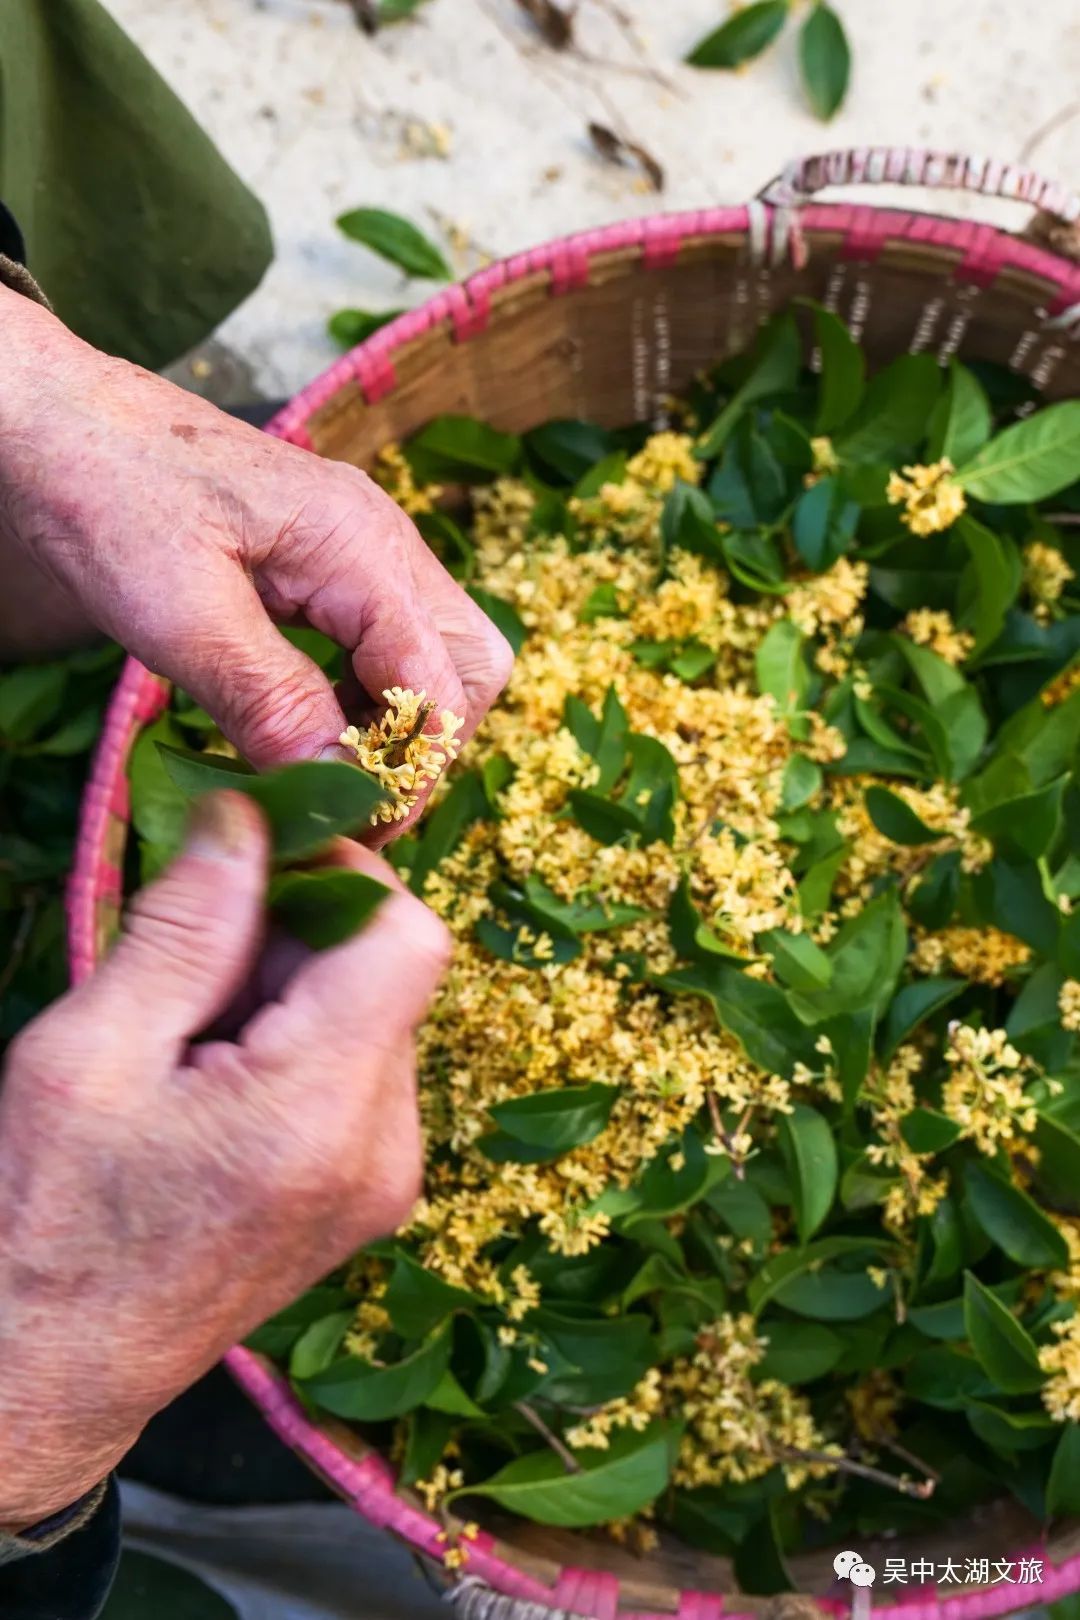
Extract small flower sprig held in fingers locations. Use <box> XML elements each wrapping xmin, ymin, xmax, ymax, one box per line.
<box><xmin>340</xmin><ymin>686</ymin><xmax>464</xmax><ymax>824</ymax></box>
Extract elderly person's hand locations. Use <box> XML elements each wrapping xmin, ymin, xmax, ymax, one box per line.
<box><xmin>0</xmin><ymin>287</ymin><xmax>512</xmax><ymax>795</ymax></box>
<box><xmin>0</xmin><ymin>791</ymin><xmax>449</xmax><ymax>1528</ymax></box>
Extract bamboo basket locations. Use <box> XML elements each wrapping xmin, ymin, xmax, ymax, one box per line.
<box><xmin>68</xmin><ymin>147</ymin><xmax>1080</xmax><ymax>1620</ymax></box>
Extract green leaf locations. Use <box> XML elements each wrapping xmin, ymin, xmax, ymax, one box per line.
<box><xmin>966</xmin><ymin>1402</ymin><xmax>1056</xmax><ymax>1455</ymax></box>
<box><xmin>970</xmin><ymin>773</ymin><xmax>1065</xmax><ymax>861</ymax></box>
<box><xmin>245</xmin><ymin>1286</ymin><xmax>353</xmax><ymax>1359</ymax></box>
<box><xmin>408</xmin><ymin>416</ymin><xmax>521</xmax><ymax>483</ymax></box>
<box><xmin>780</xmin><ymin>755</ymin><xmax>822</xmax><ymax>812</ymax></box>
<box><xmin>401</xmin><ymin>1409</ymin><xmax>455</xmax><ymax>1488</ymax></box>
<box><xmin>975</xmin><ymin>858</ymin><xmax>1061</xmax><ymax>956</ymax></box>
<box><xmin>466</xmin><ymin>587</ymin><xmax>528</xmax><ymax>653</ymax></box>
<box><xmin>0</xmin><ymin>664</ymin><xmax>66</xmax><ymax>743</ymax></box>
<box><xmin>909</xmin><ymin>1280</ymin><xmax>1024</xmax><ymax>1342</ymax></box>
<box><xmin>657</xmin><ymin>962</ymin><xmax>815</xmax><ymax>1077</ymax></box>
<box><xmin>812</xmin><ymin>305</ymin><xmax>864</xmax><ymax>432</ymax></box>
<box><xmin>836</xmin><ymin>354</ymin><xmax>943</xmax><ymax>464</ymax></box>
<box><xmin>686</xmin><ymin>0</ymin><xmax>789</xmax><ymax>69</ymax></box>
<box><xmin>905</xmin><ymin>1345</ymin><xmax>998</xmax><ymax>1409</ymax></box>
<box><xmin>777</xmin><ymin>1104</ymin><xmax>837</xmax><ymax>1241</ymax></box>
<box><xmin>898</xmin><ymin>1108</ymin><xmax>962</xmax><ymax>1154</ymax></box>
<box><xmin>928</xmin><ymin>362</ymin><xmax>992</xmax><ymax>466</ymax></box>
<box><xmin>303</xmin><ymin>1324</ymin><xmax>451</xmax><ymax>1420</ymax></box>
<box><xmin>564</xmin><ymin>685</ymin><xmax>628</xmax><ymax>791</ymax></box>
<box><xmin>963</xmin><ymin>1271</ymin><xmax>1045</xmax><ymax>1394</ymax></box>
<box><xmin>1033</xmin><ymin>1113</ymin><xmax>1080</xmax><ymax>1215</ymax></box>
<box><xmin>798</xmin><ymin>3</ymin><xmax>851</xmax><ymax>120</ymax></box>
<box><xmin>668</xmin><ymin>878</ymin><xmax>751</xmax><ymax>964</ymax></box>
<box><xmin>789</xmin><ymin>890</ymin><xmax>907</xmax><ymax>1023</ymax></box>
<box><xmin>864</xmin><ymin>786</ymin><xmax>941</xmax><ymax>846</ymax></box>
<box><xmin>487</xmin><ymin>1083</ymin><xmax>618</xmax><ymax>1153</ymax></box>
<box><xmin>268</xmin><ymin>868</ymin><xmax>388</xmax><ymax>950</ymax></box>
<box><xmin>522</xmin><ymin>876</ymin><xmax>648</xmax><ymax>935</ymax></box>
<box><xmin>327</xmin><ymin>307</ymin><xmax>402</xmax><ymax>348</ymax></box>
<box><xmin>791</xmin><ymin>476</ymin><xmax>859</xmax><ymax>571</ymax></box>
<box><xmin>425</xmin><ymin>1368</ymin><xmax>486</xmax><ymax>1418</ymax></box>
<box><xmin>455</xmin><ymin>1422</ymin><xmax>675</xmax><ymax>1528</ymax></box>
<box><xmin>756</xmin><ymin>619</ymin><xmax>809</xmax><ymax>728</ymax></box>
<box><xmin>957</xmin><ymin>400</ymin><xmax>1080</xmax><ymax>503</ymax></box>
<box><xmin>761</xmin><ymin>928</ymin><xmax>833</xmax><ymax>993</ymax></box>
<box><xmin>567</xmin><ymin>791</ymin><xmax>642</xmax><ymax>845</ymax></box>
<box><xmin>409</xmin><ymin>770</ymin><xmax>493</xmax><ymax>896</ymax></box>
<box><xmin>525</xmin><ymin>420</ymin><xmax>618</xmax><ymax>483</ymax></box>
<box><xmin>963</xmin><ymin>1160</ymin><xmax>1069</xmax><ymax>1269</ymax></box>
<box><xmin>955</xmin><ymin>515</ymin><xmax>1020</xmax><ymax>657</ymax></box>
<box><xmin>156</xmin><ymin>747</ymin><xmax>388</xmax><ymax>860</ymax></box>
<box><xmin>535</xmin><ymin>1309</ymin><xmax>656</xmax><ymax>1404</ymax></box>
<box><xmin>748</xmin><ymin>1236</ymin><xmax>891</xmax><ymax>1315</ymax></box>
<box><xmin>879</xmin><ymin>976</ymin><xmax>964</xmax><ymax>1060</ymax></box>
<box><xmin>335</xmin><ymin>206</ymin><xmax>451</xmax><ymax>279</ymax></box>
<box><xmin>893</xmin><ymin>635</ymin><xmax>968</xmax><ymax>706</ymax></box>
<box><xmin>697</xmin><ymin>314</ymin><xmax>801</xmax><ymax>456</ymax></box>
<box><xmin>129</xmin><ymin>716</ymin><xmax>190</xmax><ymax>852</ymax></box>
<box><xmin>1047</xmin><ymin>1423</ymin><xmax>1080</xmax><ymax>1514</ymax></box>
<box><xmin>757</xmin><ymin>1320</ymin><xmax>843</xmax><ymax>1383</ymax></box>
<box><xmin>383</xmin><ymin>1256</ymin><xmax>477</xmax><ymax>1338</ymax></box>
<box><xmin>289</xmin><ymin>1310</ymin><xmax>353</xmax><ymax>1380</ymax></box>
<box><xmin>376</xmin><ymin>0</ymin><xmax>434</xmax><ymax>22</ymax></box>
<box><xmin>734</xmin><ymin>1502</ymin><xmax>793</xmax><ymax>1596</ymax></box>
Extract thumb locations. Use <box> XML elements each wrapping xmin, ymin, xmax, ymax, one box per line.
<box><xmin>89</xmin><ymin>791</ymin><xmax>269</xmax><ymax>1044</ymax></box>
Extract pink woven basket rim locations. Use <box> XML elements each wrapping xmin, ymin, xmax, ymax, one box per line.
<box><xmin>65</xmin><ymin>188</ymin><xmax>1080</xmax><ymax>1618</ymax></box>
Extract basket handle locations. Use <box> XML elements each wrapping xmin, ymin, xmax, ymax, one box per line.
<box><xmin>758</xmin><ymin>146</ymin><xmax>1080</xmax><ymax>227</ymax></box>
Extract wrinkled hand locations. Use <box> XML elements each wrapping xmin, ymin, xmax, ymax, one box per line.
<box><xmin>0</xmin><ymin>288</ymin><xmax>512</xmax><ymax>789</ymax></box>
<box><xmin>0</xmin><ymin>791</ymin><xmax>449</xmax><ymax>1527</ymax></box>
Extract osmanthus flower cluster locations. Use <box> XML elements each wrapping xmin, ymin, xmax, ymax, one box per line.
<box><xmin>137</xmin><ymin>308</ymin><xmax>1080</xmax><ymax>1577</ymax></box>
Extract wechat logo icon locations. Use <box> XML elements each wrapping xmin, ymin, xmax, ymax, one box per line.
<box><xmin>835</xmin><ymin>1550</ymin><xmax>877</xmax><ymax>1588</ymax></box>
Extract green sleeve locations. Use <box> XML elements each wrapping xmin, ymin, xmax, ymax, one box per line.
<box><xmin>0</xmin><ymin>0</ymin><xmax>273</xmax><ymax>370</ymax></box>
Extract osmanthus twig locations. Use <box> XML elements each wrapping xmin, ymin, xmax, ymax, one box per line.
<box><xmin>771</xmin><ymin>1444</ymin><xmax>936</xmax><ymax>1500</ymax></box>
<box><xmin>514</xmin><ymin>1401</ymin><xmax>582</xmax><ymax>1474</ymax></box>
<box><xmin>864</xmin><ymin>1431</ymin><xmax>943</xmax><ymax>1486</ymax></box>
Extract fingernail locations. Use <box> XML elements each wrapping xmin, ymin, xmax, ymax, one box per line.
<box><xmin>318</xmin><ymin>743</ymin><xmax>354</xmax><ymax>764</ymax></box>
<box><xmin>185</xmin><ymin>792</ymin><xmax>252</xmax><ymax>861</ymax></box>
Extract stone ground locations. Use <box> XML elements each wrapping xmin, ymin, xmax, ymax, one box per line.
<box><xmin>106</xmin><ymin>0</ymin><xmax>1080</xmax><ymax>406</ymax></box>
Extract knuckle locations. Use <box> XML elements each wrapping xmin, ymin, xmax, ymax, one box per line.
<box><xmin>484</xmin><ymin>625</ymin><xmax>516</xmax><ymax>695</ymax></box>
<box><xmin>125</xmin><ymin>882</ymin><xmax>217</xmax><ymax>978</ymax></box>
<box><xmin>219</xmin><ymin>660</ymin><xmax>332</xmax><ymax>758</ymax></box>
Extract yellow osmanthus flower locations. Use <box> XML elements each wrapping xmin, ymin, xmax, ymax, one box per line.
<box><xmin>372</xmin><ymin>443</ymin><xmax>440</xmax><ymax>516</ymax></box>
<box><xmin>847</xmin><ymin>1369</ymin><xmax>901</xmax><ymax>1442</ymax></box>
<box><xmin>667</xmin><ymin>1316</ymin><xmax>835</xmax><ymax>1490</ymax></box>
<box><xmin>1043</xmin><ymin>661</ymin><xmax>1080</xmax><ymax>707</ymax></box>
<box><xmin>863</xmin><ymin>1045</ymin><xmax>948</xmax><ymax>1231</ymax></box>
<box><xmin>886</xmin><ymin>458</ymin><xmax>967</xmax><ymax>536</ymax></box>
<box><xmin>415</xmin><ymin>1464</ymin><xmax>464</xmax><ymax>1511</ymax></box>
<box><xmin>900</xmin><ymin>608</ymin><xmax>974</xmax><ymax>667</ymax></box>
<box><xmin>340</xmin><ymin>686</ymin><xmax>464</xmax><ymax>824</ymax></box>
<box><xmin>787</xmin><ymin>558</ymin><xmax>869</xmax><ymax>637</ymax></box>
<box><xmin>808</xmin><ymin>435</ymin><xmax>839</xmax><ymax>480</ymax></box>
<box><xmin>910</xmin><ymin>926</ymin><xmax>1030</xmax><ymax>986</ymax></box>
<box><xmin>626</xmin><ymin>431</ymin><xmax>703</xmax><ymax>492</ymax></box>
<box><xmin>1041</xmin><ymin>1315</ymin><xmax>1080</xmax><ymax>1422</ymax></box>
<box><xmin>566</xmin><ymin>1369</ymin><xmax>665</xmax><ymax>1451</ymax></box>
<box><xmin>1060</xmin><ymin>979</ymin><xmax>1080</xmax><ymax>1033</ymax></box>
<box><xmin>1024</xmin><ymin>540</ymin><xmax>1075</xmax><ymax>617</ymax></box>
<box><xmin>941</xmin><ymin>1024</ymin><xmax>1037</xmax><ymax>1155</ymax></box>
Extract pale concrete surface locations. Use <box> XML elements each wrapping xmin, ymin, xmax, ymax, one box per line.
<box><xmin>105</xmin><ymin>0</ymin><xmax>1080</xmax><ymax>404</ymax></box>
